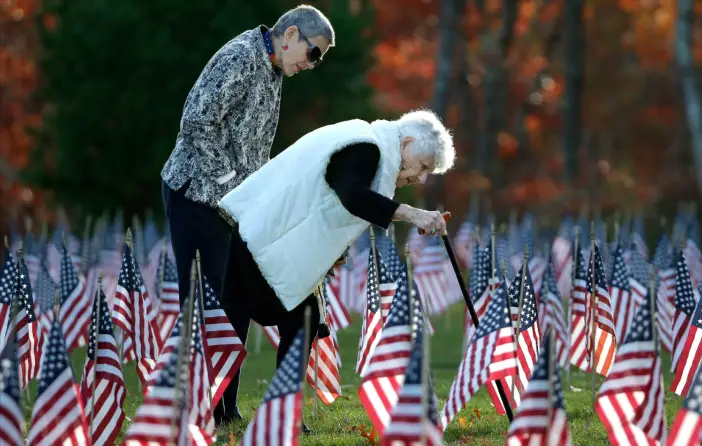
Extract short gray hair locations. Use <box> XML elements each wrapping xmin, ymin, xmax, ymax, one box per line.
<box><xmin>271</xmin><ymin>5</ymin><xmax>335</xmax><ymax>46</ymax></box>
<box><xmin>397</xmin><ymin>109</ymin><xmax>455</xmax><ymax>174</ymax></box>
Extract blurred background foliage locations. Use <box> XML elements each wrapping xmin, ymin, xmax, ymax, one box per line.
<box><xmin>1</xmin><ymin>0</ymin><xmax>702</xmax><ymax>237</ymax></box>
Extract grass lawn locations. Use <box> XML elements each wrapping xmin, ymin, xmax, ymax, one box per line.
<box><xmin>21</xmin><ymin>303</ymin><xmax>686</xmax><ymax>445</ymax></box>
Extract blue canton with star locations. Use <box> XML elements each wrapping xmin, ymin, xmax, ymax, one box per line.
<box><xmin>544</xmin><ymin>253</ymin><xmax>559</xmax><ymax>297</ymax></box>
<box><xmin>628</xmin><ymin>249</ymin><xmax>651</xmax><ymax>288</ymax></box>
<box><xmin>262</xmin><ymin>328</ymin><xmax>306</xmax><ymax>403</ymax></box>
<box><xmin>87</xmin><ymin>289</ymin><xmax>115</xmax><ymax>360</ymax></box>
<box><xmin>16</xmin><ymin>259</ymin><xmax>36</xmax><ymax>322</ymax></box>
<box><xmin>0</xmin><ymin>326</ymin><xmax>21</xmax><ymax>403</ymax></box>
<box><xmin>473</xmin><ymin>281</ymin><xmax>512</xmax><ymax>340</ymax></box>
<box><xmin>532</xmin><ymin>331</ymin><xmax>566</xmax><ymax>409</ymax></box>
<box><xmin>586</xmin><ymin>245</ymin><xmax>607</xmax><ymax>296</ymax></box>
<box><xmin>35</xmin><ymin>266</ymin><xmax>58</xmax><ymax>314</ymax></box>
<box><xmin>402</xmin><ymin>329</ymin><xmax>439</xmax><ymax>425</ymax></box>
<box><xmin>59</xmin><ymin>247</ymin><xmax>81</xmax><ymax>304</ymax></box>
<box><xmin>609</xmin><ymin>244</ymin><xmax>631</xmax><ymax>292</ymax></box>
<box><xmin>574</xmin><ymin>248</ymin><xmax>587</xmax><ymax>282</ymax></box>
<box><xmin>652</xmin><ymin>234</ymin><xmax>673</xmax><ymax>272</ymax></box>
<box><xmin>202</xmin><ymin>276</ymin><xmax>222</xmax><ymax>310</ymax></box>
<box><xmin>365</xmin><ymin>249</ymin><xmax>381</xmax><ymax>314</ymax></box>
<box><xmin>385</xmin><ymin>272</ymin><xmax>410</xmax><ymax>329</ymax></box>
<box><xmin>37</xmin><ymin>318</ymin><xmax>72</xmax><ymax>395</ymax></box>
<box><xmin>0</xmin><ymin>251</ymin><xmax>18</xmax><ymax>307</ymax></box>
<box><xmin>469</xmin><ymin>242</ymin><xmax>483</xmax><ymax>299</ymax></box>
<box><xmin>508</xmin><ymin>261</ymin><xmax>538</xmax><ymax>330</ymax></box>
<box><xmin>623</xmin><ymin>291</ymin><xmax>656</xmax><ymax>345</ymax></box>
<box><xmin>674</xmin><ymin>252</ymin><xmax>696</xmax><ymax>317</ymax></box>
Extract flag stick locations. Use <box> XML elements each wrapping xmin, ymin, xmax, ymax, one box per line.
<box><xmin>511</xmin><ymin>248</ymin><xmax>529</xmax><ymax>407</ymax></box>
<box><xmin>566</xmin><ymin>226</ymin><xmax>580</xmax><ymax>388</ymax></box>
<box><xmin>589</xmin><ymin>222</ymin><xmax>597</xmax><ymax>410</ymax></box>
<box><xmin>301</xmin><ymin>306</ymin><xmax>312</xmax><ymax>435</ymax></box>
<box><xmin>406</xmin><ymin>245</ymin><xmax>416</xmax><ymax>341</ymax></box>
<box><xmin>313</xmin><ymin>333</ymin><xmax>320</xmax><ymax>418</ymax></box>
<box><xmin>195</xmin><ymin>250</ymin><xmax>213</xmax><ymax>405</ymax></box>
<box><xmin>419</xmin><ymin>321</ymin><xmax>430</xmax><ymax>446</ymax></box>
<box><xmin>546</xmin><ymin>328</ymin><xmax>555</xmax><ymax>444</ymax></box>
<box><xmin>89</xmin><ymin>272</ymin><xmax>103</xmax><ymax>439</ymax></box>
<box><xmin>433</xmin><ymin>222</ymin><xmax>513</xmax><ymax>421</ymax></box>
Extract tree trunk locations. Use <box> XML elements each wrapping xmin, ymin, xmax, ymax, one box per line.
<box><xmin>424</xmin><ymin>0</ymin><xmax>460</xmax><ymax>210</ymax></box>
<box><xmin>676</xmin><ymin>0</ymin><xmax>702</xmax><ymax>195</ymax></box>
<box><xmin>562</xmin><ymin>0</ymin><xmax>584</xmax><ymax>186</ymax></box>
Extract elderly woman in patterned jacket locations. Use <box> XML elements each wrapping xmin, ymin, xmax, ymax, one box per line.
<box><xmin>217</xmin><ymin>108</ymin><xmax>454</xmax><ymax>421</ymax></box>
<box><xmin>160</xmin><ymin>5</ymin><xmax>333</xmax><ymax>426</ymax></box>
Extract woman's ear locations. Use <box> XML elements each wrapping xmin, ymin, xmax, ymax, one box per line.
<box><xmin>284</xmin><ymin>25</ymin><xmax>298</xmax><ymax>44</ymax></box>
<box><xmin>400</xmin><ymin>136</ymin><xmax>414</xmax><ymax>154</ymax></box>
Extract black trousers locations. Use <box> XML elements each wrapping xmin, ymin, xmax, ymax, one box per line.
<box><xmin>162</xmin><ymin>180</ymin><xmax>320</xmax><ymax>418</ymax></box>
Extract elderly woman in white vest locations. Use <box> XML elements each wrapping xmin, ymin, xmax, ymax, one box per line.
<box><xmin>217</xmin><ymin>109</ymin><xmax>454</xmax><ymax>418</ymax></box>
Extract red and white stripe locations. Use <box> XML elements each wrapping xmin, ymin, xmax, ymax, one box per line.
<box><xmin>306</xmin><ymin>314</ymin><xmax>342</xmax><ymax>406</ymax></box>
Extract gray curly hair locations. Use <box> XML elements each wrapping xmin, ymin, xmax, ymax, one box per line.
<box><xmin>396</xmin><ymin>109</ymin><xmax>455</xmax><ymax>173</ymax></box>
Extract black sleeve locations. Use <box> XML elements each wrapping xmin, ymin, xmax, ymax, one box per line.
<box><xmin>325</xmin><ymin>143</ymin><xmax>401</xmax><ymax>230</ymax></box>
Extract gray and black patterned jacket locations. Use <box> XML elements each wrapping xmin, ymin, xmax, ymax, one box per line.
<box><xmin>161</xmin><ymin>25</ymin><xmax>283</xmax><ymax>223</ymax></box>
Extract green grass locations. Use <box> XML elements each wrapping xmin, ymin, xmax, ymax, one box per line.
<box><xmin>21</xmin><ymin>304</ymin><xmax>686</xmax><ymax>445</ymax></box>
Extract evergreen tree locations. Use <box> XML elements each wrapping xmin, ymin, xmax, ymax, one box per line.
<box><xmin>26</xmin><ymin>0</ymin><xmax>377</xmax><ymax>219</ymax></box>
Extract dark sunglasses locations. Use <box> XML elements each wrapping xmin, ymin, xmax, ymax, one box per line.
<box><xmin>298</xmin><ymin>30</ymin><xmax>323</xmax><ymax>66</ymax></box>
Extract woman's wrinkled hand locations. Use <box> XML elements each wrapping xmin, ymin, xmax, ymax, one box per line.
<box><xmin>412</xmin><ymin>209</ymin><xmax>448</xmax><ymax>236</ymax></box>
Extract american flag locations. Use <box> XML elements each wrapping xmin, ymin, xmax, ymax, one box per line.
<box><xmin>552</xmin><ymin>235</ymin><xmax>573</xmax><ymax>300</ymax></box>
<box><xmin>440</xmin><ymin>281</ymin><xmax>517</xmax><ymax>430</ymax></box>
<box><xmin>654</xmin><ymin>244</ymin><xmax>676</xmax><ymax>353</ymax></box>
<box><xmin>306</xmin><ymin>311</ymin><xmax>342</xmax><ymax>405</ymax></box>
<box><xmin>453</xmin><ymin>218</ymin><xmax>476</xmax><ymax>271</ymax></box>
<box><xmin>464</xmin><ymin>242</ymin><xmax>499</xmax><ymax>346</ymax></box>
<box><xmin>358</xmin><ymin>274</ymin><xmax>413</xmax><ymax>434</ymax></box>
<box><xmin>0</xmin><ymin>250</ymin><xmax>18</xmax><ymax>353</ymax></box>
<box><xmin>356</xmin><ymin>250</ymin><xmax>383</xmax><ymax>376</ymax></box>
<box><xmin>502</xmin><ymin>259</ymin><xmax>541</xmax><ymax>411</ymax></box>
<box><xmin>505</xmin><ymin>331</ymin><xmax>573</xmax><ymax>446</ymax></box>
<box><xmin>80</xmin><ymin>286</ymin><xmax>126</xmax><ymax>446</ymax></box>
<box><xmin>112</xmin><ymin>243</ymin><xmax>163</xmax><ymax>386</ymax></box>
<box><xmin>156</xmin><ymin>252</ymin><xmax>180</xmax><ymax>341</ymax></box>
<box><xmin>324</xmin><ymin>275</ymin><xmax>352</xmax><ymax>332</ymax></box>
<box><xmin>34</xmin><ymin>264</ymin><xmax>58</xmax><ymax>337</ymax></box>
<box><xmin>15</xmin><ymin>256</ymin><xmax>42</xmax><ymax>388</ymax></box>
<box><xmin>671</xmin><ymin>270</ymin><xmax>702</xmax><ymax>396</ymax></box>
<box><xmin>672</xmin><ymin>251</ymin><xmax>697</xmax><ymax>372</ymax></box>
<box><xmin>540</xmin><ymin>255</ymin><xmax>569</xmax><ymax>368</ymax></box>
<box><xmin>147</xmin><ymin>302</ymin><xmax>215</xmax><ymax>436</ymax></box>
<box><xmin>595</xmin><ymin>292</ymin><xmax>666</xmax><ymax>445</ymax></box>
<box><xmin>27</xmin><ymin>316</ymin><xmax>90</xmax><ymax>445</ymax></box>
<box><xmin>609</xmin><ymin>244</ymin><xmax>637</xmax><ymax>343</ymax></box>
<box><xmin>123</xmin><ymin>320</ymin><xmax>214</xmax><ymax>446</ymax></box>
<box><xmin>59</xmin><ymin>246</ymin><xmax>91</xmax><ymax>351</ymax></box>
<box><xmin>414</xmin><ymin>236</ymin><xmax>449</xmax><ymax>315</ymax></box>
<box><xmin>627</xmin><ymin>249</ymin><xmax>651</xmax><ymax>312</ymax></box>
<box><xmin>584</xmin><ymin>245</ymin><xmax>617</xmax><ymax>376</ymax></box>
<box><xmin>380</xmin><ymin>329</ymin><xmax>443</xmax><ymax>446</ymax></box>
<box><xmin>668</xmin><ymin>351</ymin><xmax>702</xmax><ymax>445</ymax></box>
<box><xmin>568</xmin><ymin>246</ymin><xmax>591</xmax><ymax>372</ymax></box>
<box><xmin>201</xmin><ymin>276</ymin><xmax>247</xmax><ymax>408</ymax></box>
<box><xmin>376</xmin><ymin>250</ymin><xmax>398</xmax><ymax>323</ymax></box>
<box><xmin>327</xmin><ymin>262</ymin><xmax>357</xmax><ymax>317</ymax></box>
<box><xmin>241</xmin><ymin>327</ymin><xmax>307</xmax><ymax>446</ymax></box>
<box><xmin>0</xmin><ymin>318</ymin><xmax>25</xmax><ymax>446</ymax></box>
<box><xmin>263</xmin><ymin>325</ymin><xmax>281</xmax><ymax>349</ymax></box>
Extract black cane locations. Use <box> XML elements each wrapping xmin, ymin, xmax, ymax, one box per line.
<box><xmin>418</xmin><ymin>213</ymin><xmax>515</xmax><ymax>421</ymax></box>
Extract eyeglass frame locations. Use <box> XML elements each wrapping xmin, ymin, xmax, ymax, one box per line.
<box><xmin>297</xmin><ymin>29</ymin><xmax>323</xmax><ymax>67</ymax></box>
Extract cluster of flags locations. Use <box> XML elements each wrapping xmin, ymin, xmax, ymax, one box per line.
<box><xmin>4</xmin><ymin>203</ymin><xmax>702</xmax><ymax>445</ymax></box>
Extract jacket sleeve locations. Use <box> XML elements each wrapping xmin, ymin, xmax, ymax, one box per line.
<box><xmin>179</xmin><ymin>45</ymin><xmax>257</xmax><ymax>169</ymax></box>
<box><xmin>325</xmin><ymin>143</ymin><xmax>401</xmax><ymax>230</ymax></box>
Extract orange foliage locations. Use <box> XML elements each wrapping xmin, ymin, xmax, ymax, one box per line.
<box><xmin>0</xmin><ymin>0</ymin><xmax>45</xmax><ymax>227</ymax></box>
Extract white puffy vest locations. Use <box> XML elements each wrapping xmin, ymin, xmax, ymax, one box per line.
<box><xmin>218</xmin><ymin>119</ymin><xmax>402</xmax><ymax>310</ymax></box>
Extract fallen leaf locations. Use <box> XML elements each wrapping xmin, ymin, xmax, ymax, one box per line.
<box><xmin>228</xmin><ymin>433</ymin><xmax>236</xmax><ymax>445</ymax></box>
<box><xmin>458</xmin><ymin>416</ymin><xmax>467</xmax><ymax>429</ymax></box>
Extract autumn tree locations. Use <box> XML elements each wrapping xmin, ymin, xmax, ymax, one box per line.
<box><xmin>25</xmin><ymin>0</ymin><xmax>377</xmax><ymax>218</ymax></box>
